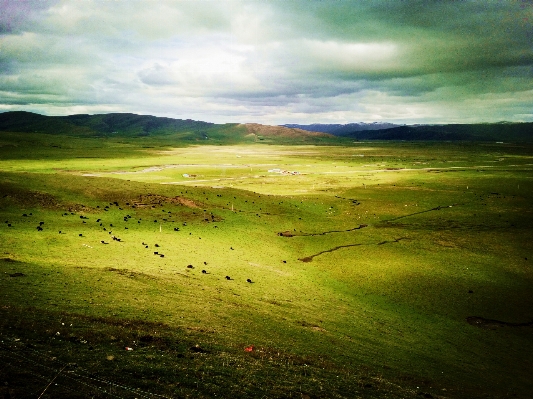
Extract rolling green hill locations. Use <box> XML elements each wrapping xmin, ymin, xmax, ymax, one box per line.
<box><xmin>0</xmin><ymin>111</ymin><xmax>226</xmax><ymax>139</ymax></box>
<box><xmin>2</xmin><ymin>111</ymin><xmax>532</xmax><ymax>143</ymax></box>
<box><xmin>0</xmin><ymin>112</ymin><xmax>338</xmax><ymax>145</ymax></box>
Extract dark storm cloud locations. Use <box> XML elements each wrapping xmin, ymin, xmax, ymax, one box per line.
<box><xmin>0</xmin><ymin>0</ymin><xmax>531</xmax><ymax>123</ymax></box>
<box><xmin>0</xmin><ymin>0</ymin><xmax>57</xmax><ymax>34</ymax></box>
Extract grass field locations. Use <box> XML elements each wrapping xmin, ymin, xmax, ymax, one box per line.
<box><xmin>1</xmin><ymin>135</ymin><xmax>532</xmax><ymax>398</ymax></box>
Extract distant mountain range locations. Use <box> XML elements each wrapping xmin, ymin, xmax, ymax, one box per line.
<box><xmin>282</xmin><ymin>122</ymin><xmax>401</xmax><ymax>135</ymax></box>
<box><xmin>284</xmin><ymin>122</ymin><xmax>533</xmax><ymax>142</ymax></box>
<box><xmin>0</xmin><ymin>111</ymin><xmax>532</xmax><ymax>142</ymax></box>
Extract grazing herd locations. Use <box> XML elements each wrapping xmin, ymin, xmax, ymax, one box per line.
<box><xmin>5</xmin><ymin>199</ymin><xmax>257</xmax><ymax>285</ymax></box>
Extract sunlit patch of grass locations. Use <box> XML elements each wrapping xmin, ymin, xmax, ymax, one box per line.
<box><xmin>1</xmin><ymin>141</ymin><xmax>533</xmax><ymax>398</ymax></box>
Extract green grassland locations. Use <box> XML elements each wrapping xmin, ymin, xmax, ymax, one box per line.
<box><xmin>1</xmin><ymin>134</ymin><xmax>532</xmax><ymax>398</ymax></box>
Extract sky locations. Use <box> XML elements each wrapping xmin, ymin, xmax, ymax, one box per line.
<box><xmin>0</xmin><ymin>0</ymin><xmax>532</xmax><ymax>125</ymax></box>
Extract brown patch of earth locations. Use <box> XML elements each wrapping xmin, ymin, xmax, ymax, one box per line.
<box><xmin>105</xmin><ymin>267</ymin><xmax>156</xmax><ymax>280</ymax></box>
<box><xmin>435</xmin><ymin>240</ymin><xmax>457</xmax><ymax>248</ymax></box>
<box><xmin>132</xmin><ymin>194</ymin><xmax>203</xmax><ymax>209</ymax></box>
<box><xmin>1</xmin><ymin>185</ymin><xmax>60</xmax><ymax>208</ymax></box>
<box><xmin>1</xmin><ymin>257</ymin><xmax>21</xmax><ymax>263</ymax></box>
<box><xmin>241</xmin><ymin>123</ymin><xmax>332</xmax><ymax>139</ymax></box>
<box><xmin>278</xmin><ymin>231</ymin><xmax>295</xmax><ymax>237</ymax></box>
<box><xmin>298</xmin><ymin>320</ymin><xmax>327</xmax><ymax>332</ymax></box>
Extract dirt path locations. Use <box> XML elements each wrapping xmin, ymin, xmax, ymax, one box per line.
<box><xmin>298</xmin><ymin>237</ymin><xmax>409</xmax><ymax>262</ymax></box>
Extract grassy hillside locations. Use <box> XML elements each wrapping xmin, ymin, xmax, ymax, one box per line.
<box><xmin>1</xmin><ymin>135</ymin><xmax>533</xmax><ymax>398</ymax></box>
<box><xmin>0</xmin><ymin>112</ymin><xmax>340</xmax><ymax>145</ymax></box>
<box><xmin>0</xmin><ymin>111</ymin><xmax>218</xmax><ymax>138</ymax></box>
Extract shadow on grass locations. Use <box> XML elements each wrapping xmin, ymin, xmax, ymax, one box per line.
<box><xmin>0</xmin><ymin>306</ymin><xmax>428</xmax><ymax>399</ymax></box>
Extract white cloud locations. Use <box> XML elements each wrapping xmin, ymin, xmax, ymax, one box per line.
<box><xmin>299</xmin><ymin>40</ymin><xmax>400</xmax><ymax>72</ymax></box>
<box><xmin>136</xmin><ymin>38</ymin><xmax>260</xmax><ymax>95</ymax></box>
<box><xmin>0</xmin><ymin>0</ymin><xmax>531</xmax><ymax>124</ymax></box>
